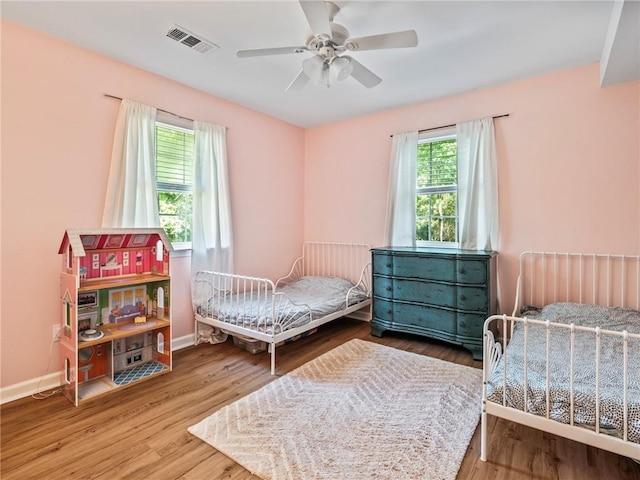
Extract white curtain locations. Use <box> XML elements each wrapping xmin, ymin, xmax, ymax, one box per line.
<box><xmin>102</xmin><ymin>99</ymin><xmax>160</xmax><ymax>228</ymax></box>
<box><xmin>384</xmin><ymin>131</ymin><xmax>419</xmax><ymax>246</ymax></box>
<box><xmin>191</xmin><ymin>120</ymin><xmax>233</xmax><ymax>345</ymax></box>
<box><xmin>191</xmin><ymin>120</ymin><xmax>233</xmax><ymax>276</ymax></box>
<box><xmin>457</xmin><ymin>117</ymin><xmax>499</xmax><ymax>250</ymax></box>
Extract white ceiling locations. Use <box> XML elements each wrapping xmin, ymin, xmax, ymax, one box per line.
<box><xmin>2</xmin><ymin>1</ymin><xmax>637</xmax><ymax>128</ymax></box>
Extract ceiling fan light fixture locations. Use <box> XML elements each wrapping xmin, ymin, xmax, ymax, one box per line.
<box><xmin>319</xmin><ymin>64</ymin><xmax>330</xmax><ymax>88</ymax></box>
<box><xmin>332</xmin><ymin>56</ymin><xmax>353</xmax><ymax>81</ymax></box>
<box><xmin>302</xmin><ymin>55</ymin><xmax>324</xmax><ymax>78</ymax></box>
<box><xmin>303</xmin><ymin>56</ymin><xmax>331</xmax><ymax>87</ymax></box>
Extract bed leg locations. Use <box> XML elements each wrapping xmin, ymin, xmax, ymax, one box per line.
<box><xmin>270</xmin><ymin>342</ymin><xmax>276</xmax><ymax>375</ymax></box>
<box><xmin>480</xmin><ymin>408</ymin><xmax>488</xmax><ymax>461</ymax></box>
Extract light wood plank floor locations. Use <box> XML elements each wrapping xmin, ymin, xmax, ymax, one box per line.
<box><xmin>2</xmin><ymin>318</ymin><xmax>639</xmax><ymax>479</ymax></box>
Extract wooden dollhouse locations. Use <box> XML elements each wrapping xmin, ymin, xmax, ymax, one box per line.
<box><xmin>58</xmin><ymin>228</ymin><xmax>173</xmax><ymax>406</ymax></box>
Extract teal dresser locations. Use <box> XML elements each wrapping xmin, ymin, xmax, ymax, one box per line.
<box><xmin>370</xmin><ymin>247</ymin><xmax>497</xmax><ymax>360</ymax></box>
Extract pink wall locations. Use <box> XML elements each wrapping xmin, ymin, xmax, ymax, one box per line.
<box><xmin>1</xmin><ymin>20</ymin><xmax>304</xmax><ymax>388</ymax></box>
<box><xmin>305</xmin><ymin>64</ymin><xmax>640</xmax><ymax>312</ymax></box>
<box><xmin>2</xmin><ymin>18</ymin><xmax>639</xmax><ymax>392</ymax></box>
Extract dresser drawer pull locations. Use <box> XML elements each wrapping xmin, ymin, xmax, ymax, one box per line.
<box><xmin>459</xmin><ymin>268</ymin><xmax>466</xmax><ymax>274</ymax></box>
<box><xmin>386</xmin><ymin>286</ymin><xmax>392</xmax><ymax>292</ymax></box>
<box><xmin>386</xmin><ymin>263</ymin><xmax>392</xmax><ymax>268</ymax></box>
<box><xmin>460</xmin><ymin>295</ymin><xmax>466</xmax><ymax>300</ymax></box>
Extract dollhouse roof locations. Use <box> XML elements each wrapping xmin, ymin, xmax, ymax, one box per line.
<box><xmin>58</xmin><ymin>228</ymin><xmax>174</xmax><ymax>257</ymax></box>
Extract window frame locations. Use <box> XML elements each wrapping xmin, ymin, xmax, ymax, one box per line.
<box><xmin>155</xmin><ymin>112</ymin><xmax>194</xmax><ymax>252</ymax></box>
<box><xmin>416</xmin><ymin>127</ymin><xmax>459</xmax><ymax>248</ymax></box>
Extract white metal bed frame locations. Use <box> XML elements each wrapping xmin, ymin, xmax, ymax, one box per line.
<box><xmin>481</xmin><ymin>251</ymin><xmax>640</xmax><ymax>462</ymax></box>
<box><xmin>193</xmin><ymin>242</ymin><xmax>372</xmax><ymax>375</ymax></box>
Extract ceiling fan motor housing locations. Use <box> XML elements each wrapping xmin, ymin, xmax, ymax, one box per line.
<box><xmin>307</xmin><ymin>23</ymin><xmax>349</xmax><ymax>55</ymax></box>
<box><xmin>318</xmin><ymin>46</ymin><xmax>335</xmax><ymax>59</ymax></box>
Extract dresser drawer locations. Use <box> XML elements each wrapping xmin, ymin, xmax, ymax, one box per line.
<box><xmin>456</xmin><ymin>286</ymin><xmax>490</xmax><ymax>312</ymax></box>
<box><xmin>456</xmin><ymin>259</ymin><xmax>488</xmax><ymax>285</ymax></box>
<box><xmin>372</xmin><ymin>297</ymin><xmax>457</xmax><ymax>334</ymax></box>
<box><xmin>385</xmin><ymin>253</ymin><xmax>489</xmax><ymax>285</ymax></box>
<box><xmin>372</xmin><ymin>252</ymin><xmax>393</xmax><ymax>276</ymax></box>
<box><xmin>394</xmin><ymin>278</ymin><xmax>455</xmax><ymax>308</ymax></box>
<box><xmin>372</xmin><ymin>298</ymin><xmax>393</xmax><ymax>321</ymax></box>
<box><xmin>392</xmin><ymin>254</ymin><xmax>455</xmax><ymax>282</ymax></box>
<box><xmin>378</xmin><ymin>277</ymin><xmax>490</xmax><ymax>311</ymax></box>
<box><xmin>372</xmin><ymin>275</ymin><xmax>394</xmax><ymax>299</ymax></box>
<box><xmin>393</xmin><ymin>302</ymin><xmax>457</xmax><ymax>334</ymax></box>
<box><xmin>456</xmin><ymin>312</ymin><xmax>486</xmax><ymax>338</ymax></box>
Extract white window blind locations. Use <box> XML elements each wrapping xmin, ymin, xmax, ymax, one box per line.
<box><xmin>156</xmin><ymin>122</ymin><xmax>193</xmax><ymax>192</ymax></box>
<box><xmin>417</xmin><ymin>138</ymin><xmax>457</xmax><ymax>189</ymax></box>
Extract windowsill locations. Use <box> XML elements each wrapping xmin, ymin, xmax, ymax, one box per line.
<box><xmin>416</xmin><ymin>241</ymin><xmax>460</xmax><ymax>249</ymax></box>
<box><xmin>170</xmin><ymin>243</ymin><xmax>192</xmax><ymax>258</ymax></box>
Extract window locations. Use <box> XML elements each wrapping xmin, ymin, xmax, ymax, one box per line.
<box><xmin>155</xmin><ymin>120</ymin><xmax>194</xmax><ymax>249</ymax></box>
<box><xmin>416</xmin><ymin>130</ymin><xmax>458</xmax><ymax>246</ymax></box>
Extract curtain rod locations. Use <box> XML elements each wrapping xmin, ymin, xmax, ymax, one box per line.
<box><xmin>390</xmin><ymin>113</ymin><xmax>510</xmax><ymax>137</ymax></box>
<box><xmin>103</xmin><ymin>93</ymin><xmax>195</xmax><ymax>123</ymax></box>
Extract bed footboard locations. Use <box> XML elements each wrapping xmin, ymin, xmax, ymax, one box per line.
<box><xmin>193</xmin><ymin>270</ymin><xmax>315</xmax><ymax>374</ymax></box>
<box><xmin>481</xmin><ymin>313</ymin><xmax>640</xmax><ymax>462</ymax></box>
<box><xmin>193</xmin><ymin>271</ymin><xmax>314</xmax><ymax>334</ymax></box>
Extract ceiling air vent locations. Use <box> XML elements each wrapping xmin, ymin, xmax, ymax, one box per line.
<box><xmin>166</xmin><ymin>25</ymin><xmax>218</xmax><ymax>54</ymax></box>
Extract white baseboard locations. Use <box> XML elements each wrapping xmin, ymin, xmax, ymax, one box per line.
<box><xmin>0</xmin><ymin>372</ymin><xmax>62</xmax><ymax>405</ymax></box>
<box><xmin>172</xmin><ymin>333</ymin><xmax>196</xmax><ymax>351</ymax></box>
<box><xmin>0</xmin><ymin>334</ymin><xmax>196</xmax><ymax>405</ymax></box>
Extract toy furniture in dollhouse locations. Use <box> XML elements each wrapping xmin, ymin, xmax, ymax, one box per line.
<box><xmin>58</xmin><ymin>228</ymin><xmax>173</xmax><ymax>406</ymax></box>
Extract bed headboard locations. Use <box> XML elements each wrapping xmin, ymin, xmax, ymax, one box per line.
<box><xmin>277</xmin><ymin>242</ymin><xmax>372</xmax><ymax>292</ymax></box>
<box><xmin>514</xmin><ymin>251</ymin><xmax>640</xmax><ymax>315</ymax></box>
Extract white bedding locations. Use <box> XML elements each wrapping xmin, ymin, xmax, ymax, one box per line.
<box><xmin>486</xmin><ymin>302</ymin><xmax>640</xmax><ymax>442</ymax></box>
<box><xmin>196</xmin><ymin>276</ymin><xmax>368</xmax><ymax>334</ymax></box>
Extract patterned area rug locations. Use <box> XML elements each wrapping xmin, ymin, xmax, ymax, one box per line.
<box><xmin>188</xmin><ymin>339</ymin><xmax>482</xmax><ymax>480</ymax></box>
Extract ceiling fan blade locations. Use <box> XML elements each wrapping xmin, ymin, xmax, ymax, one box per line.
<box><xmin>346</xmin><ymin>30</ymin><xmax>418</xmax><ymax>52</ymax></box>
<box><xmin>286</xmin><ymin>70</ymin><xmax>310</xmax><ymax>92</ymax></box>
<box><xmin>299</xmin><ymin>0</ymin><xmax>332</xmax><ymax>37</ymax></box>
<box><xmin>347</xmin><ymin>57</ymin><xmax>382</xmax><ymax>88</ymax></box>
<box><xmin>237</xmin><ymin>46</ymin><xmax>308</xmax><ymax>58</ymax></box>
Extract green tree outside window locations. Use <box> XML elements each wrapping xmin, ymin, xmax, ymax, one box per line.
<box><xmin>416</xmin><ymin>137</ymin><xmax>457</xmax><ymax>243</ymax></box>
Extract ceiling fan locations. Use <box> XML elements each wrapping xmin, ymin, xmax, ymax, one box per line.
<box><xmin>236</xmin><ymin>0</ymin><xmax>418</xmax><ymax>91</ymax></box>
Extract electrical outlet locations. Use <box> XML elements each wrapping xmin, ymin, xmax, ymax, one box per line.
<box><xmin>52</xmin><ymin>324</ymin><xmax>62</xmax><ymax>342</ymax></box>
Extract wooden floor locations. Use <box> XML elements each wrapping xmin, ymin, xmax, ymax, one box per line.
<box><xmin>2</xmin><ymin>318</ymin><xmax>639</xmax><ymax>480</ymax></box>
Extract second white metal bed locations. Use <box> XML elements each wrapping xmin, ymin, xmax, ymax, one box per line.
<box><xmin>193</xmin><ymin>242</ymin><xmax>372</xmax><ymax>374</ymax></box>
<box><xmin>481</xmin><ymin>251</ymin><xmax>640</xmax><ymax>462</ymax></box>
